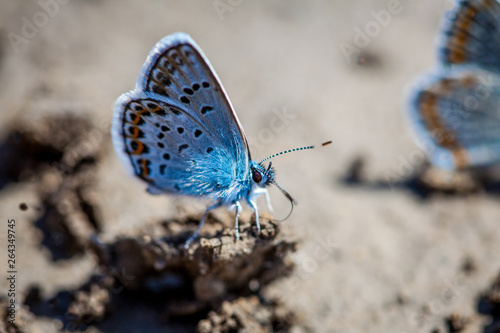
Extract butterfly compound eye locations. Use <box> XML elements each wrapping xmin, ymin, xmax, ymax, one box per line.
<box><xmin>252</xmin><ymin>170</ymin><xmax>262</xmax><ymax>183</ymax></box>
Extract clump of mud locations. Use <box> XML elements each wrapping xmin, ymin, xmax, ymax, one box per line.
<box><xmin>198</xmin><ymin>296</ymin><xmax>295</xmax><ymax>333</ymax></box>
<box><xmin>35</xmin><ymin>213</ymin><xmax>298</xmax><ymax>332</ymax></box>
<box><xmin>91</xmin><ymin>217</ymin><xmax>295</xmax><ymax>295</ymax></box>
<box><xmin>0</xmin><ymin>299</ymin><xmax>33</xmax><ymax>333</ymax></box>
<box><xmin>478</xmin><ymin>273</ymin><xmax>500</xmax><ymax>333</ymax></box>
<box><xmin>49</xmin><ymin>217</ymin><xmax>297</xmax><ymax>330</ymax></box>
<box><xmin>444</xmin><ymin>313</ymin><xmax>471</xmax><ymax>333</ymax></box>
<box><xmin>88</xmin><ymin>216</ymin><xmax>296</xmax><ymax>316</ymax></box>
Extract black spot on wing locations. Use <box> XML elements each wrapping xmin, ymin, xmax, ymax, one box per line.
<box><xmin>155</xmin><ymin>109</ymin><xmax>166</xmax><ymax>116</ymax></box>
<box><xmin>131</xmin><ymin>141</ymin><xmax>149</xmax><ymax>153</ymax></box>
<box><xmin>165</xmin><ymin>61</ymin><xmax>176</xmax><ymax>75</ymax></box>
<box><xmin>201</xmin><ymin>106</ymin><xmax>214</xmax><ymax>115</ymax></box>
<box><xmin>152</xmin><ymin>85</ymin><xmax>167</xmax><ymax>96</ymax></box>
<box><xmin>155</xmin><ymin>72</ymin><xmax>172</xmax><ymax>87</ymax></box>
<box><xmin>129</xmin><ymin>113</ymin><xmax>144</xmax><ymax>125</ymax></box>
<box><xmin>137</xmin><ymin>159</ymin><xmax>151</xmax><ymax>177</ymax></box>
<box><xmin>128</xmin><ymin>127</ymin><xmax>145</xmax><ymax>138</ymax></box>
<box><xmin>170</xmin><ymin>50</ymin><xmax>184</xmax><ymax>66</ymax></box>
<box><xmin>179</xmin><ymin>144</ymin><xmax>189</xmax><ymax>153</ymax></box>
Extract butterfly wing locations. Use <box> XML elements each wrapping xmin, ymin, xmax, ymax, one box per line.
<box><xmin>438</xmin><ymin>0</ymin><xmax>500</xmax><ymax>74</ymax></box>
<box><xmin>112</xmin><ymin>33</ymin><xmax>250</xmax><ymax>197</ymax></box>
<box><xmin>407</xmin><ymin>69</ymin><xmax>500</xmax><ymax>169</ymax></box>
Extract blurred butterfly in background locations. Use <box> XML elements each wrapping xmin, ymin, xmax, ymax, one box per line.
<box><xmin>112</xmin><ymin>32</ymin><xmax>328</xmax><ymax>248</ymax></box>
<box><xmin>407</xmin><ymin>0</ymin><xmax>500</xmax><ymax>170</ymax></box>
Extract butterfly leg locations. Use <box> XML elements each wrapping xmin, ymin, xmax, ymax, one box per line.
<box><xmin>251</xmin><ymin>187</ymin><xmax>273</xmax><ymax>214</ymax></box>
<box><xmin>262</xmin><ymin>188</ymin><xmax>273</xmax><ymax>214</ymax></box>
<box><xmin>247</xmin><ymin>198</ymin><xmax>261</xmax><ymax>234</ymax></box>
<box><xmin>234</xmin><ymin>201</ymin><xmax>242</xmax><ymax>240</ymax></box>
<box><xmin>184</xmin><ymin>201</ymin><xmax>222</xmax><ymax>249</ymax></box>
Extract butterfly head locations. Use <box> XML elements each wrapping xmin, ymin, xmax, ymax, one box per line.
<box><xmin>250</xmin><ymin>161</ymin><xmax>296</xmax><ymax>205</ymax></box>
<box><xmin>250</xmin><ymin>162</ymin><xmax>275</xmax><ymax>188</ymax></box>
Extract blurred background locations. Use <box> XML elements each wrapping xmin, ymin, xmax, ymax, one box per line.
<box><xmin>1</xmin><ymin>0</ymin><xmax>500</xmax><ymax>332</ymax></box>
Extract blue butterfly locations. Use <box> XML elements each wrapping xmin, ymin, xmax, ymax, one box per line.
<box><xmin>407</xmin><ymin>0</ymin><xmax>500</xmax><ymax>170</ymax></box>
<box><xmin>112</xmin><ymin>33</ymin><xmax>323</xmax><ymax>247</ymax></box>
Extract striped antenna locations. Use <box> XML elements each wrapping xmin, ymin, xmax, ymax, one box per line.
<box><xmin>264</xmin><ymin>141</ymin><xmax>330</xmax><ymax>222</ymax></box>
<box><xmin>259</xmin><ymin>141</ymin><xmax>331</xmax><ymax>164</ymax></box>
<box><xmin>259</xmin><ymin>145</ymin><xmax>315</xmax><ymax>164</ymax></box>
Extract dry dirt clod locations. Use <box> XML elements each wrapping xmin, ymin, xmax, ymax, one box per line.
<box><xmin>444</xmin><ymin>313</ymin><xmax>470</xmax><ymax>333</ymax></box>
<box><xmin>197</xmin><ymin>296</ymin><xmax>296</xmax><ymax>333</ymax></box>
<box><xmin>89</xmin><ymin>218</ymin><xmax>296</xmax><ymax>300</ymax></box>
<box><xmin>0</xmin><ymin>299</ymin><xmax>34</xmax><ymax>333</ymax></box>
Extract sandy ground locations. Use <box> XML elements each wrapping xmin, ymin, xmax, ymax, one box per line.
<box><xmin>1</xmin><ymin>0</ymin><xmax>500</xmax><ymax>332</ymax></box>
